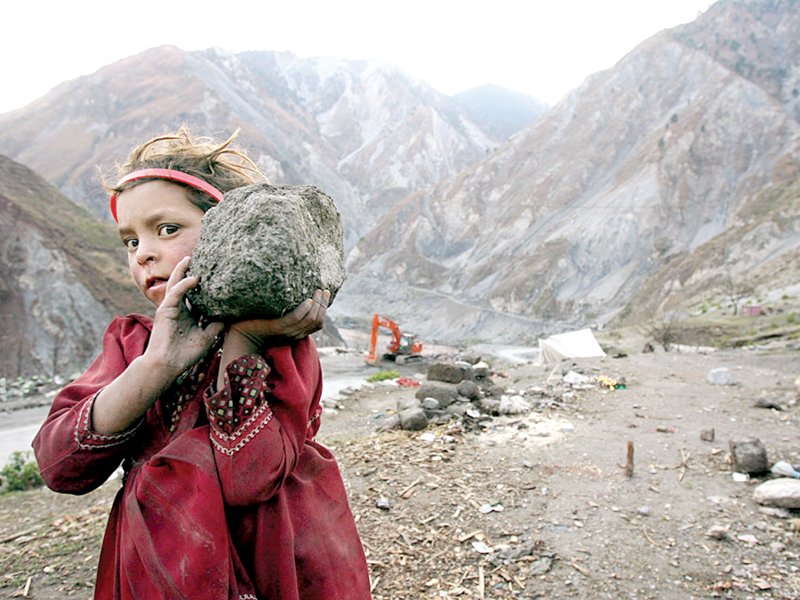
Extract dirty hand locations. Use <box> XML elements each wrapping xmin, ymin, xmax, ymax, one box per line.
<box><xmin>228</xmin><ymin>289</ymin><xmax>330</xmax><ymax>348</ymax></box>
<box><xmin>146</xmin><ymin>256</ymin><xmax>224</xmax><ymax>376</ymax></box>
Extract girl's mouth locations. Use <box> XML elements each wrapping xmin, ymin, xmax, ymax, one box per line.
<box><xmin>146</xmin><ymin>277</ymin><xmax>167</xmax><ymax>289</ymax></box>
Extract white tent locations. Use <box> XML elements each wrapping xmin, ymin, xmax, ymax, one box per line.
<box><xmin>536</xmin><ymin>328</ymin><xmax>606</xmax><ymax>365</ymax></box>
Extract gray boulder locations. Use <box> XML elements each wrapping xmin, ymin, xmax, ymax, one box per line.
<box><xmin>415</xmin><ymin>382</ymin><xmax>459</xmax><ymax>407</ymax></box>
<box><xmin>457</xmin><ymin>380</ymin><xmax>481</xmax><ymax>401</ymax></box>
<box><xmin>730</xmin><ymin>438</ymin><xmax>769</xmax><ymax>475</ymax></box>
<box><xmin>187</xmin><ymin>184</ymin><xmax>346</xmax><ymax>319</ymax></box>
<box><xmin>427</xmin><ymin>361</ymin><xmax>473</xmax><ymax>384</ymax></box>
<box><xmin>399</xmin><ymin>406</ymin><xmax>429</xmax><ymax>431</ymax></box>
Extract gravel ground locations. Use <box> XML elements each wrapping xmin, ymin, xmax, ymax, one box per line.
<box><xmin>1</xmin><ymin>344</ymin><xmax>798</xmax><ymax>599</ymax></box>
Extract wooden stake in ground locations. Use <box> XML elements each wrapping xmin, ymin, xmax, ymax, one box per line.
<box><xmin>624</xmin><ymin>440</ymin><xmax>635</xmax><ymax>478</ymax></box>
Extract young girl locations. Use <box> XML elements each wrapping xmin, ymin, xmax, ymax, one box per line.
<box><xmin>32</xmin><ymin>129</ymin><xmax>372</xmax><ymax>599</ymax></box>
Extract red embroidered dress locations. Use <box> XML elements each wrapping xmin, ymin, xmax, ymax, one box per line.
<box><xmin>33</xmin><ymin>315</ymin><xmax>371</xmax><ymax>600</ymax></box>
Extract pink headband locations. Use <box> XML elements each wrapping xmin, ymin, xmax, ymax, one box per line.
<box><xmin>109</xmin><ymin>168</ymin><xmax>224</xmax><ymax>221</ymax></box>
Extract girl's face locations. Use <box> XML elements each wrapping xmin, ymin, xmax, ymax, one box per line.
<box><xmin>116</xmin><ymin>180</ymin><xmax>205</xmax><ymax>307</ymax></box>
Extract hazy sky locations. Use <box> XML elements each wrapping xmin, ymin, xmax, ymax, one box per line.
<box><xmin>2</xmin><ymin>0</ymin><xmax>713</xmax><ymax>115</ymax></box>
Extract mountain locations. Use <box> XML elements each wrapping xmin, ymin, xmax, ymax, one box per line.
<box><xmin>0</xmin><ymin>48</ymin><xmax>546</xmax><ymax>248</ymax></box>
<box><xmin>453</xmin><ymin>85</ymin><xmax>549</xmax><ymax>141</ymax></box>
<box><xmin>343</xmin><ymin>0</ymin><xmax>800</xmax><ymax>342</ymax></box>
<box><xmin>0</xmin><ymin>154</ymin><xmax>150</xmax><ymax>378</ymax></box>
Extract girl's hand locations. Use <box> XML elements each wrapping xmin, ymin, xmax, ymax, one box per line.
<box><xmin>228</xmin><ymin>289</ymin><xmax>330</xmax><ymax>350</ymax></box>
<box><xmin>145</xmin><ymin>256</ymin><xmax>224</xmax><ymax>377</ymax></box>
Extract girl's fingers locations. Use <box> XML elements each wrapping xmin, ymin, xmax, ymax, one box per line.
<box><xmin>164</xmin><ymin>274</ymin><xmax>200</xmax><ymax>305</ymax></box>
<box><xmin>161</xmin><ymin>257</ymin><xmax>197</xmax><ymax>307</ymax></box>
<box><xmin>307</xmin><ymin>290</ymin><xmax>329</xmax><ymax>325</ymax></box>
<box><xmin>167</xmin><ymin>256</ymin><xmax>192</xmax><ymax>288</ymax></box>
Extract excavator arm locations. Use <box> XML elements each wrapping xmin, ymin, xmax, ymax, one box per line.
<box><xmin>366</xmin><ymin>313</ymin><xmax>422</xmax><ymax>364</ymax></box>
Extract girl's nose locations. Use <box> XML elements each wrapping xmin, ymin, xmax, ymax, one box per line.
<box><xmin>135</xmin><ymin>240</ymin><xmax>158</xmax><ymax>265</ymax></box>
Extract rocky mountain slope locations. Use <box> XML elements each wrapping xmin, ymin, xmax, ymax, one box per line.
<box><xmin>0</xmin><ymin>155</ymin><xmax>149</xmax><ymax>378</ymax></box>
<box><xmin>343</xmin><ymin>0</ymin><xmax>800</xmax><ymax>342</ymax></box>
<box><xmin>0</xmin><ymin>48</ymin><xmax>545</xmax><ymax>247</ymax></box>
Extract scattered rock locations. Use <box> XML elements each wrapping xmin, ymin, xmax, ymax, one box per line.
<box><xmin>444</xmin><ymin>401</ymin><xmax>471</xmax><ymax>418</ymax></box>
<box><xmin>729</xmin><ymin>438</ymin><xmax>769</xmax><ymax>475</ymax></box>
<box><xmin>397</xmin><ymin>397</ymin><xmax>422</xmax><ymax>411</ymax></box>
<box><xmin>700</xmin><ymin>428</ymin><xmax>715</xmax><ymax>442</ymax></box>
<box><xmin>377</xmin><ymin>414</ymin><xmax>400</xmax><ymax>432</ymax></box>
<box><xmin>771</xmin><ymin>461</ymin><xmax>800</xmax><ymax>479</ymax></box>
<box><xmin>736</xmin><ymin>533</ymin><xmax>759</xmax><ymax>545</ymax></box>
<box><xmin>705</xmin><ymin>525</ymin><xmax>730</xmax><ymax>540</ymax></box>
<box><xmin>770</xmin><ymin>541</ymin><xmax>786</xmax><ymax>553</ymax></box>
<box><xmin>498</xmin><ymin>395</ymin><xmax>532</xmax><ymax>415</ymax></box>
<box><xmin>421</xmin><ymin>397</ymin><xmax>441</xmax><ymax>411</ymax></box>
<box><xmin>753</xmin><ymin>479</ymin><xmax>800</xmax><ymax>509</ymax></box>
<box><xmin>472</xmin><ymin>362</ymin><xmax>491</xmax><ymax>382</ymax></box>
<box><xmin>458</xmin><ymin>352</ymin><xmax>482</xmax><ymax>365</ymax></box>
<box><xmin>477</xmin><ymin>398</ymin><xmax>501</xmax><ymax>415</ymax></box>
<box><xmin>707</xmin><ymin>367</ymin><xmax>736</xmax><ymax>386</ymax></box>
<box><xmin>754</xmin><ymin>396</ymin><xmax>784</xmax><ymax>410</ymax></box>
<box><xmin>758</xmin><ymin>506</ymin><xmax>792</xmax><ymax>519</ymax></box>
<box><xmin>375</xmin><ymin>497</ymin><xmax>391</xmax><ymax>511</ymax></box>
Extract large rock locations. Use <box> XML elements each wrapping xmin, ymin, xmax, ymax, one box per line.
<box><xmin>730</xmin><ymin>439</ymin><xmax>769</xmax><ymax>475</ymax></box>
<box><xmin>427</xmin><ymin>361</ymin><xmax>473</xmax><ymax>384</ymax></box>
<box><xmin>399</xmin><ymin>406</ymin><xmax>429</xmax><ymax>431</ymax></box>
<box><xmin>188</xmin><ymin>184</ymin><xmax>346</xmax><ymax>319</ymax></box>
<box><xmin>415</xmin><ymin>382</ymin><xmax>459</xmax><ymax>407</ymax></box>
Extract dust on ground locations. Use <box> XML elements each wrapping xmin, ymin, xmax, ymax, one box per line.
<box><xmin>1</xmin><ymin>343</ymin><xmax>799</xmax><ymax>599</ymax></box>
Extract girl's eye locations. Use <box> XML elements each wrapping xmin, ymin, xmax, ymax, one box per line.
<box><xmin>159</xmin><ymin>224</ymin><xmax>179</xmax><ymax>236</ymax></box>
<box><xmin>124</xmin><ymin>238</ymin><xmax>138</xmax><ymax>251</ymax></box>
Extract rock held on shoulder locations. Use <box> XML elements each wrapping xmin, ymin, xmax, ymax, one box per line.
<box><xmin>187</xmin><ymin>184</ymin><xmax>346</xmax><ymax>319</ymax></box>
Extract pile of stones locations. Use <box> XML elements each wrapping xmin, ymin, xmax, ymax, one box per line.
<box><xmin>384</xmin><ymin>353</ymin><xmax>509</xmax><ymax>432</ymax></box>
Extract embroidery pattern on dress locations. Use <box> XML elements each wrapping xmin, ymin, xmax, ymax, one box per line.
<box><xmin>211</xmin><ymin>411</ymin><xmax>273</xmax><ymax>456</ymax></box>
<box><xmin>75</xmin><ymin>391</ymin><xmax>142</xmax><ymax>450</ymax></box>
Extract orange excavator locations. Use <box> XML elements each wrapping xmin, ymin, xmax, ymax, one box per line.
<box><xmin>365</xmin><ymin>313</ymin><xmax>424</xmax><ymax>365</ymax></box>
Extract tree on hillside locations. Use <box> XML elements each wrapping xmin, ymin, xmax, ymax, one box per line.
<box><xmin>723</xmin><ymin>273</ymin><xmax>755</xmax><ymax>316</ymax></box>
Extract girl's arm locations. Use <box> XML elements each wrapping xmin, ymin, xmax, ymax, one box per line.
<box><xmin>33</xmin><ymin>258</ymin><xmax>223</xmax><ymax>494</ymax></box>
<box><xmin>91</xmin><ymin>257</ymin><xmax>224</xmax><ymax>434</ymax></box>
<box><xmin>32</xmin><ymin>317</ymin><xmax>153</xmax><ymax>493</ymax></box>
<box><xmin>215</xmin><ymin>289</ymin><xmax>329</xmax><ymax>390</ymax></box>
<box><xmin>204</xmin><ymin>290</ymin><xmax>328</xmax><ymax>506</ymax></box>
<box><xmin>206</xmin><ymin>337</ymin><xmax>322</xmax><ymax>506</ymax></box>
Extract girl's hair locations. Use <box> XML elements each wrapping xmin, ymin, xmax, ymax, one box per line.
<box><xmin>107</xmin><ymin>127</ymin><xmax>266</xmax><ymax>212</ymax></box>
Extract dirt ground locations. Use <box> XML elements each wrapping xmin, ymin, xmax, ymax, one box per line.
<box><xmin>1</xmin><ymin>341</ymin><xmax>798</xmax><ymax>599</ymax></box>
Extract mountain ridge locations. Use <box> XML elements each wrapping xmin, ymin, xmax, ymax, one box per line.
<box><xmin>340</xmin><ymin>0</ymin><xmax>800</xmax><ymax>341</ymax></box>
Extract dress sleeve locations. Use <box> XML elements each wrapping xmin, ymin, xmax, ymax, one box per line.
<box><xmin>205</xmin><ymin>337</ymin><xmax>321</xmax><ymax>506</ymax></box>
<box><xmin>32</xmin><ymin>317</ymin><xmax>150</xmax><ymax>494</ymax></box>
